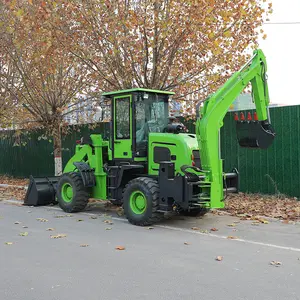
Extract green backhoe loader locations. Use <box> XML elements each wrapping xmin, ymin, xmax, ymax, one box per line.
<box><xmin>24</xmin><ymin>49</ymin><xmax>275</xmax><ymax>226</ymax></box>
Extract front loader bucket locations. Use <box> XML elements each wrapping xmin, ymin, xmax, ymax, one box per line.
<box><xmin>24</xmin><ymin>175</ymin><xmax>59</xmax><ymax>206</ymax></box>
<box><xmin>236</xmin><ymin>120</ymin><xmax>275</xmax><ymax>149</ymax></box>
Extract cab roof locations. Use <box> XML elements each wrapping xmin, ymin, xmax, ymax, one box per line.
<box><xmin>102</xmin><ymin>88</ymin><xmax>175</xmax><ymax>96</ymax></box>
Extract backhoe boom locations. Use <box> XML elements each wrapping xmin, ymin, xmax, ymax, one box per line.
<box><xmin>196</xmin><ymin>49</ymin><xmax>275</xmax><ymax>208</ymax></box>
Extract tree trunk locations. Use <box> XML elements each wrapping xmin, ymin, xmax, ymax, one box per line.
<box><xmin>53</xmin><ymin>125</ymin><xmax>62</xmax><ymax>176</ymax></box>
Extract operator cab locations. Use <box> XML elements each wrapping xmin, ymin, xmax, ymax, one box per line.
<box><xmin>102</xmin><ymin>88</ymin><xmax>175</xmax><ymax>160</ymax></box>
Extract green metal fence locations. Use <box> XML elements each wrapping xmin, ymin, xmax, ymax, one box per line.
<box><xmin>221</xmin><ymin>106</ymin><xmax>299</xmax><ymax>198</ymax></box>
<box><xmin>0</xmin><ymin>123</ymin><xmax>109</xmax><ymax>178</ymax></box>
<box><xmin>0</xmin><ymin>105</ymin><xmax>298</xmax><ymax>197</ymax></box>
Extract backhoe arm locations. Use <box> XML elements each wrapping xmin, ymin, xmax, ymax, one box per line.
<box><xmin>195</xmin><ymin>49</ymin><xmax>275</xmax><ymax>208</ymax></box>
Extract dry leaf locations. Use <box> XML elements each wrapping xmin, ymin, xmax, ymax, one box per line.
<box><xmin>105</xmin><ymin>227</ymin><xmax>112</xmax><ymax>230</ymax></box>
<box><xmin>22</xmin><ymin>226</ymin><xmax>28</xmax><ymax>228</ymax></box>
<box><xmin>191</xmin><ymin>227</ymin><xmax>200</xmax><ymax>230</ymax></box>
<box><xmin>227</xmin><ymin>236</ymin><xmax>238</xmax><ymax>239</ymax></box>
<box><xmin>184</xmin><ymin>242</ymin><xmax>190</xmax><ymax>245</ymax></box>
<box><xmin>89</xmin><ymin>216</ymin><xmax>97</xmax><ymax>219</ymax></box>
<box><xmin>147</xmin><ymin>227</ymin><xmax>154</xmax><ymax>230</ymax></box>
<box><xmin>200</xmin><ymin>230</ymin><xmax>209</xmax><ymax>234</ymax></box>
<box><xmin>282</xmin><ymin>220</ymin><xmax>289</xmax><ymax>224</ymax></box>
<box><xmin>50</xmin><ymin>234</ymin><xmax>67</xmax><ymax>239</ymax></box>
<box><xmin>36</xmin><ymin>218</ymin><xmax>48</xmax><ymax>222</ymax></box>
<box><xmin>104</xmin><ymin>220</ymin><xmax>113</xmax><ymax>225</ymax></box>
<box><xmin>14</xmin><ymin>221</ymin><xmax>20</xmax><ymax>224</ymax></box>
<box><xmin>19</xmin><ymin>232</ymin><xmax>28</xmax><ymax>236</ymax></box>
<box><xmin>5</xmin><ymin>242</ymin><xmax>13</xmax><ymax>245</ymax></box>
<box><xmin>46</xmin><ymin>228</ymin><xmax>55</xmax><ymax>231</ymax></box>
<box><xmin>270</xmin><ymin>261</ymin><xmax>282</xmax><ymax>266</ymax></box>
<box><xmin>77</xmin><ymin>219</ymin><xmax>84</xmax><ymax>222</ymax></box>
<box><xmin>115</xmin><ymin>246</ymin><xmax>125</xmax><ymax>250</ymax></box>
<box><xmin>80</xmin><ymin>244</ymin><xmax>89</xmax><ymax>247</ymax></box>
<box><xmin>259</xmin><ymin>219</ymin><xmax>269</xmax><ymax>224</ymax></box>
<box><xmin>216</xmin><ymin>256</ymin><xmax>223</xmax><ymax>261</ymax></box>
<box><xmin>227</xmin><ymin>223</ymin><xmax>236</xmax><ymax>227</ymax></box>
<box><xmin>210</xmin><ymin>228</ymin><xmax>218</xmax><ymax>231</ymax></box>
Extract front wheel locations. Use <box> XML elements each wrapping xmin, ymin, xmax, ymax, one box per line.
<box><xmin>122</xmin><ymin>177</ymin><xmax>164</xmax><ymax>226</ymax></box>
<box><xmin>56</xmin><ymin>172</ymin><xmax>89</xmax><ymax>213</ymax></box>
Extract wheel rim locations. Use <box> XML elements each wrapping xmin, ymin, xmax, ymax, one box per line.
<box><xmin>129</xmin><ymin>191</ymin><xmax>147</xmax><ymax>214</ymax></box>
<box><xmin>61</xmin><ymin>183</ymin><xmax>73</xmax><ymax>203</ymax></box>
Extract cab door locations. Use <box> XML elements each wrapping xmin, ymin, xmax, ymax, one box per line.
<box><xmin>113</xmin><ymin>95</ymin><xmax>132</xmax><ymax>159</ymax></box>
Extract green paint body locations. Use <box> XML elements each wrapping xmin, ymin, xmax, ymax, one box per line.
<box><xmin>62</xmin><ymin>50</ymin><xmax>272</xmax><ymax>209</ymax></box>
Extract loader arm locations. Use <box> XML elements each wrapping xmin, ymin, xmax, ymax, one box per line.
<box><xmin>195</xmin><ymin>49</ymin><xmax>275</xmax><ymax>208</ymax></box>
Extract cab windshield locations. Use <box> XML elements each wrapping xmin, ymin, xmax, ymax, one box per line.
<box><xmin>135</xmin><ymin>94</ymin><xmax>169</xmax><ymax>154</ymax></box>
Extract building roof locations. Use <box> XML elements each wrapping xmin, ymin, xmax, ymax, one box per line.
<box><xmin>102</xmin><ymin>88</ymin><xmax>175</xmax><ymax>96</ymax></box>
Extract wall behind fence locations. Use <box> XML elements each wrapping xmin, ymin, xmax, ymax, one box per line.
<box><xmin>0</xmin><ymin>105</ymin><xmax>299</xmax><ymax>198</ymax></box>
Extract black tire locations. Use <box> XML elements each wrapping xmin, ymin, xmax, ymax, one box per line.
<box><xmin>56</xmin><ymin>172</ymin><xmax>89</xmax><ymax>213</ymax></box>
<box><xmin>123</xmin><ymin>177</ymin><xmax>164</xmax><ymax>226</ymax></box>
<box><xmin>179</xmin><ymin>207</ymin><xmax>209</xmax><ymax>217</ymax></box>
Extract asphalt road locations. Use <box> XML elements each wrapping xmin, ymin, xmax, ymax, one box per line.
<box><xmin>1</xmin><ymin>201</ymin><xmax>300</xmax><ymax>300</ymax></box>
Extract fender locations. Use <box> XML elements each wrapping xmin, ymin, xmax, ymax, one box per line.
<box><xmin>73</xmin><ymin>162</ymin><xmax>96</xmax><ymax>187</ymax></box>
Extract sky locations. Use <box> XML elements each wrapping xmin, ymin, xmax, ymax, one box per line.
<box><xmin>258</xmin><ymin>0</ymin><xmax>300</xmax><ymax>105</ymax></box>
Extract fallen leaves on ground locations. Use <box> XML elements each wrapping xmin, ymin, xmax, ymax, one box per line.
<box><xmin>227</xmin><ymin>223</ymin><xmax>236</xmax><ymax>227</ymax></box>
<box><xmin>89</xmin><ymin>216</ymin><xmax>97</xmax><ymax>219</ymax></box>
<box><xmin>80</xmin><ymin>244</ymin><xmax>89</xmax><ymax>247</ymax></box>
<box><xmin>223</xmin><ymin>193</ymin><xmax>300</xmax><ymax>221</ymax></box>
<box><xmin>210</xmin><ymin>228</ymin><xmax>218</xmax><ymax>231</ymax></box>
<box><xmin>0</xmin><ymin>175</ymin><xmax>28</xmax><ymax>186</ymax></box>
<box><xmin>184</xmin><ymin>242</ymin><xmax>190</xmax><ymax>245</ymax></box>
<box><xmin>50</xmin><ymin>234</ymin><xmax>67</xmax><ymax>239</ymax></box>
<box><xmin>191</xmin><ymin>227</ymin><xmax>200</xmax><ymax>230</ymax></box>
<box><xmin>115</xmin><ymin>246</ymin><xmax>125</xmax><ymax>250</ymax></box>
<box><xmin>22</xmin><ymin>226</ymin><xmax>28</xmax><ymax>228</ymax></box>
<box><xmin>46</xmin><ymin>228</ymin><xmax>55</xmax><ymax>231</ymax></box>
<box><xmin>270</xmin><ymin>261</ymin><xmax>282</xmax><ymax>266</ymax></box>
<box><xmin>19</xmin><ymin>232</ymin><xmax>28</xmax><ymax>236</ymax></box>
<box><xmin>36</xmin><ymin>218</ymin><xmax>48</xmax><ymax>222</ymax></box>
<box><xmin>104</xmin><ymin>220</ymin><xmax>113</xmax><ymax>225</ymax></box>
<box><xmin>227</xmin><ymin>236</ymin><xmax>238</xmax><ymax>240</ymax></box>
<box><xmin>216</xmin><ymin>256</ymin><xmax>223</xmax><ymax>261</ymax></box>
<box><xmin>147</xmin><ymin>227</ymin><xmax>154</xmax><ymax>230</ymax></box>
<box><xmin>76</xmin><ymin>219</ymin><xmax>84</xmax><ymax>222</ymax></box>
<box><xmin>14</xmin><ymin>221</ymin><xmax>21</xmax><ymax>224</ymax></box>
<box><xmin>5</xmin><ymin>242</ymin><xmax>13</xmax><ymax>245</ymax></box>
<box><xmin>105</xmin><ymin>227</ymin><xmax>112</xmax><ymax>230</ymax></box>
<box><xmin>0</xmin><ymin>186</ymin><xmax>26</xmax><ymax>201</ymax></box>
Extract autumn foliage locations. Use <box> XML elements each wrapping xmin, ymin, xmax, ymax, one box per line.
<box><xmin>0</xmin><ymin>0</ymin><xmax>272</xmax><ymax>174</ymax></box>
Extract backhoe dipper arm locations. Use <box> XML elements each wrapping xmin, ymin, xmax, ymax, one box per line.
<box><xmin>195</xmin><ymin>49</ymin><xmax>274</xmax><ymax>208</ymax></box>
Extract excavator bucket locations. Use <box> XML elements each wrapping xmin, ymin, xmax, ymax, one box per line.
<box><xmin>24</xmin><ymin>175</ymin><xmax>59</xmax><ymax>206</ymax></box>
<box><xmin>236</xmin><ymin>116</ymin><xmax>275</xmax><ymax>149</ymax></box>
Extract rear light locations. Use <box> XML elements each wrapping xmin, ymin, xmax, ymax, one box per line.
<box><xmin>247</xmin><ymin>112</ymin><xmax>252</xmax><ymax>121</ymax></box>
<box><xmin>254</xmin><ymin>112</ymin><xmax>258</xmax><ymax>121</ymax></box>
<box><xmin>234</xmin><ymin>113</ymin><xmax>239</xmax><ymax>121</ymax></box>
<box><xmin>240</xmin><ymin>112</ymin><xmax>245</xmax><ymax>121</ymax></box>
<box><xmin>192</xmin><ymin>161</ymin><xmax>196</xmax><ymax>166</ymax></box>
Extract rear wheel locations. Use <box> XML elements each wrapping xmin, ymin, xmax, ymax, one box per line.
<box><xmin>123</xmin><ymin>177</ymin><xmax>164</xmax><ymax>226</ymax></box>
<box><xmin>56</xmin><ymin>172</ymin><xmax>89</xmax><ymax>213</ymax></box>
